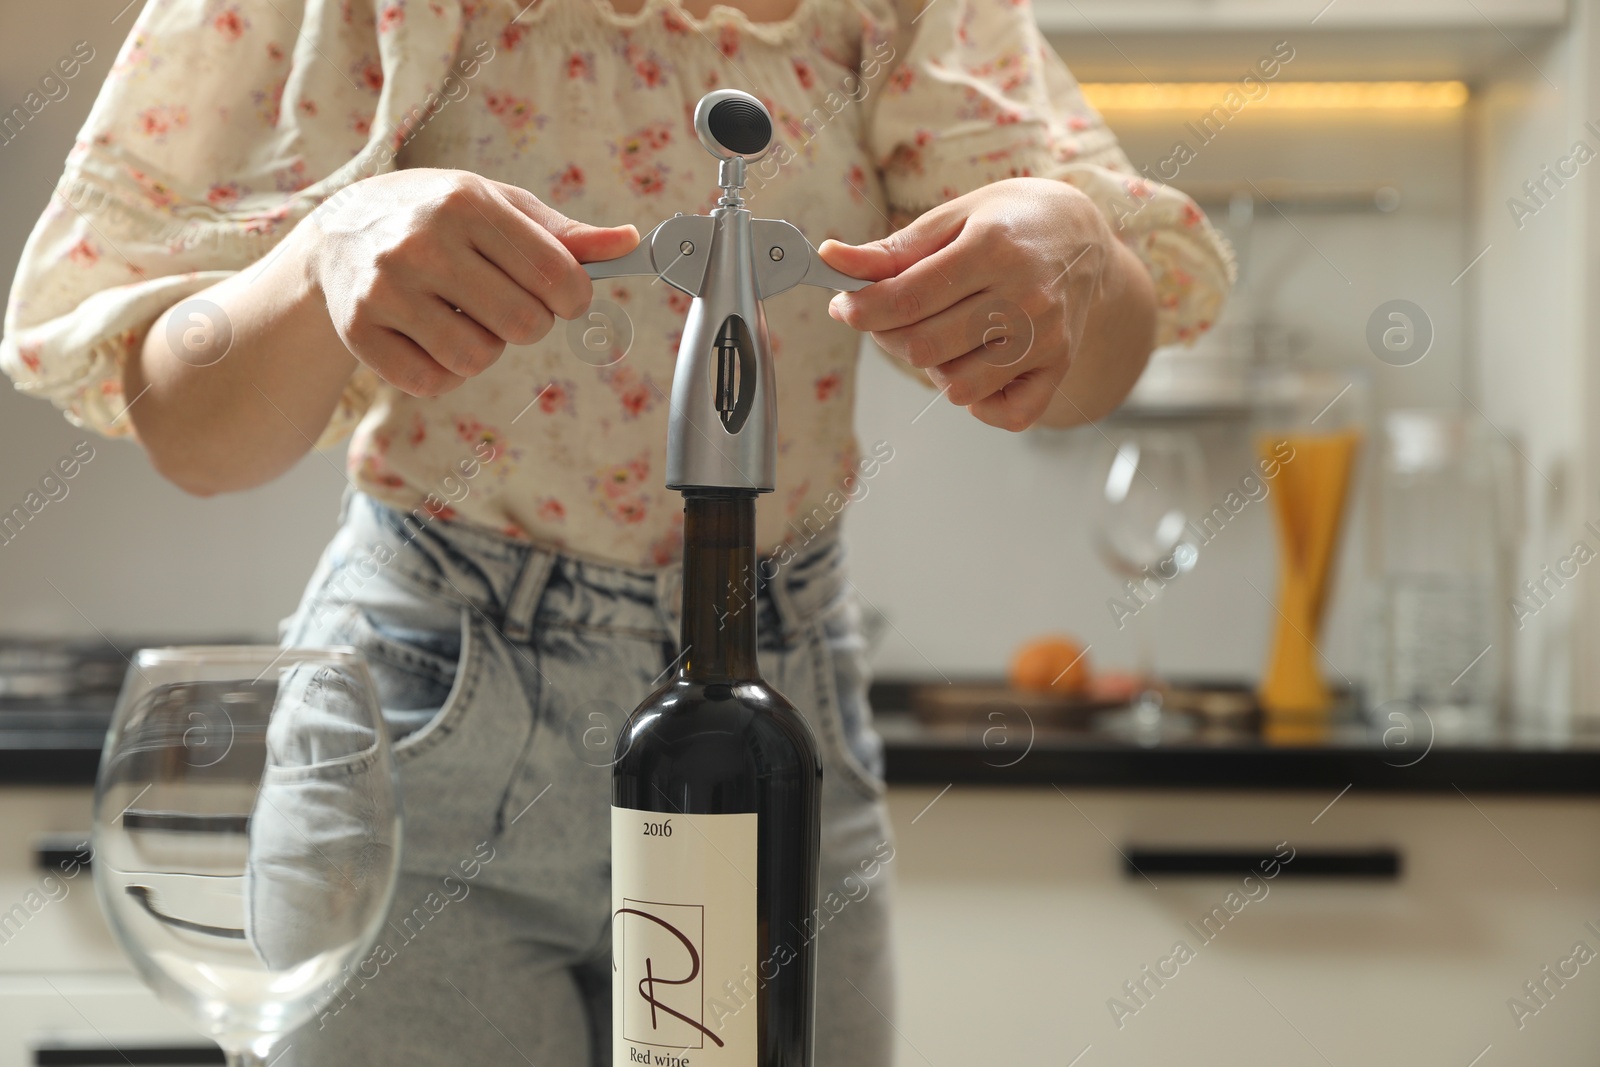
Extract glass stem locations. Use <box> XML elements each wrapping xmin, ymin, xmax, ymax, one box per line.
<box><xmin>1134</xmin><ymin>596</ymin><xmax>1162</xmax><ymax>711</ymax></box>
<box><xmin>225</xmin><ymin>1040</ymin><xmax>273</xmax><ymax>1067</ymax></box>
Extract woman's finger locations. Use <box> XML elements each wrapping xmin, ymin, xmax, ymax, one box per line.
<box><xmin>446</xmin><ymin>182</ymin><xmax>595</xmax><ymax>321</ymax></box>
<box><xmin>347</xmin><ymin>323</ymin><xmax>467</xmax><ymax>398</ymax></box>
<box><xmin>493</xmin><ymin>179</ymin><xmax>641</xmax><ymax>266</ymax></box>
<box><xmin>826</xmin><ymin>221</ymin><xmax>992</xmax><ymax>334</ymax></box>
<box><xmin>923</xmin><ymin>341</ymin><xmax>1036</xmax><ymax>409</ymax></box>
<box><xmin>870</xmin><ymin>288</ymin><xmax>1040</xmax><ymax>376</ymax></box>
<box><xmin>385</xmin><ymin>292</ymin><xmax>508</xmax><ymax>379</ymax></box>
<box><xmin>966</xmin><ymin>365</ymin><xmax>1061</xmax><ymax>432</ymax></box>
<box><xmin>438</xmin><ymin>251</ymin><xmax>557</xmax><ymax>347</ymax></box>
<box><xmin>918</xmin><ymin>291</ymin><xmax>1066</xmax><ymax>418</ymax></box>
<box><xmin>825</xmin><ymin>204</ymin><xmax>998</xmax><ymax>334</ymax></box>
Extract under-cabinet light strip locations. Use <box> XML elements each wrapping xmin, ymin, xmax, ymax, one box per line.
<box><xmin>1079</xmin><ymin>81</ymin><xmax>1470</xmax><ymax>111</ymax></box>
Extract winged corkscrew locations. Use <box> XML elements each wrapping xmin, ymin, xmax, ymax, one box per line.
<box><xmin>580</xmin><ymin>89</ymin><xmax>868</xmax><ymax>493</ymax></box>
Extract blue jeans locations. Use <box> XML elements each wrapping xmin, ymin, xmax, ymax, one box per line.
<box><xmin>275</xmin><ymin>492</ymin><xmax>896</xmax><ymax>1066</ymax></box>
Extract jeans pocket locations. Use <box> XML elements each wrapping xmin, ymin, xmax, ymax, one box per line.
<box><xmin>246</xmin><ymin>664</ymin><xmax>401</xmax><ymax>972</ymax></box>
<box><xmin>347</xmin><ymin>602</ymin><xmax>467</xmax><ymax>745</ymax></box>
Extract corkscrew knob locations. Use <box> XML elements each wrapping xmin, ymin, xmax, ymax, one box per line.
<box><xmin>694</xmin><ymin>89</ymin><xmax>773</xmax><ymax>162</ymax></box>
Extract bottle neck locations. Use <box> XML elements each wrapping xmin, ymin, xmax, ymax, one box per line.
<box><xmin>679</xmin><ymin>490</ymin><xmax>760</xmax><ymax>682</ymax></box>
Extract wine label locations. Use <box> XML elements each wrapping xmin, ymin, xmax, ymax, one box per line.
<box><xmin>612</xmin><ymin>806</ymin><xmax>759</xmax><ymax>1067</ymax></box>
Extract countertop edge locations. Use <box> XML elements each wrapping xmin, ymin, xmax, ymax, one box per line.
<box><xmin>5</xmin><ymin>729</ymin><xmax>1600</xmax><ymax>796</ymax></box>
<box><xmin>883</xmin><ymin>739</ymin><xmax>1600</xmax><ymax>794</ymax></box>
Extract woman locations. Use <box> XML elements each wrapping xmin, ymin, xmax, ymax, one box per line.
<box><xmin>2</xmin><ymin>0</ymin><xmax>1231</xmax><ymax>1062</ymax></box>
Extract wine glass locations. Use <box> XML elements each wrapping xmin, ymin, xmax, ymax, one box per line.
<box><xmin>93</xmin><ymin>647</ymin><xmax>402</xmax><ymax>1066</ymax></box>
<box><xmin>1092</xmin><ymin>430</ymin><xmax>1207</xmax><ymax>741</ymax></box>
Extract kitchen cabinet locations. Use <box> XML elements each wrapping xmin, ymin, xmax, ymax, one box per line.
<box><xmin>0</xmin><ymin>788</ymin><xmax>210</xmax><ymax>1067</ymax></box>
<box><xmin>884</xmin><ymin>785</ymin><xmax>1600</xmax><ymax>1066</ymax></box>
<box><xmin>6</xmin><ymin>740</ymin><xmax>1600</xmax><ymax>1063</ymax></box>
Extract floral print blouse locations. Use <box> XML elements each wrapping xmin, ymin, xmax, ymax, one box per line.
<box><xmin>2</xmin><ymin>0</ymin><xmax>1232</xmax><ymax>568</ymax></box>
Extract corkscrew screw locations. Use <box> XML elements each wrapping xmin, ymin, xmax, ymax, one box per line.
<box><xmin>582</xmin><ymin>89</ymin><xmax>868</xmax><ymax>493</ymax></box>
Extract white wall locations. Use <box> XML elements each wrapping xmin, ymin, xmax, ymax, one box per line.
<box><xmin>0</xmin><ymin>3</ymin><xmax>353</xmax><ymax>642</ymax></box>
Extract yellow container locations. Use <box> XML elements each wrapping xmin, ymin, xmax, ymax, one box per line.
<box><xmin>1256</xmin><ymin>428</ymin><xmax>1363</xmax><ymax>734</ymax></box>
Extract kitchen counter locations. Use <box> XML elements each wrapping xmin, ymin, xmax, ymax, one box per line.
<box><xmin>875</xmin><ymin>710</ymin><xmax>1600</xmax><ymax>794</ymax></box>
<box><xmin>0</xmin><ymin>727</ymin><xmax>106</xmax><ymax>785</ymax></box>
<box><xmin>0</xmin><ymin>694</ymin><xmax>114</xmax><ymax>786</ymax></box>
<box><xmin>871</xmin><ymin>681</ymin><xmax>1600</xmax><ymax>796</ymax></box>
<box><xmin>6</xmin><ymin>683</ymin><xmax>1600</xmax><ymax>793</ymax></box>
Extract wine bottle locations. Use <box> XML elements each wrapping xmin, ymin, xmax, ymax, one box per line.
<box><xmin>612</xmin><ymin>489</ymin><xmax>822</xmax><ymax>1067</ymax></box>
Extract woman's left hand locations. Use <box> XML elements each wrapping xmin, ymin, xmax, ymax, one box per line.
<box><xmin>818</xmin><ymin>176</ymin><xmax>1153</xmax><ymax>431</ymax></box>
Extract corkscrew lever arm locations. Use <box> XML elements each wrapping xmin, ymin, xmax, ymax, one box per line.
<box><xmin>581</xmin><ymin>215</ymin><xmax>716</xmax><ymax>296</ymax></box>
<box><xmin>800</xmin><ymin>251</ymin><xmax>872</xmax><ymax>294</ymax></box>
<box><xmin>581</xmin><ymin>217</ymin><xmax>867</xmax><ymax>297</ymax></box>
<box><xmin>747</xmin><ymin>219</ymin><xmax>870</xmax><ymax>299</ymax></box>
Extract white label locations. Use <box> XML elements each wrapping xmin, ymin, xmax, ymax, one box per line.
<box><xmin>612</xmin><ymin>806</ymin><xmax>758</xmax><ymax>1067</ymax></box>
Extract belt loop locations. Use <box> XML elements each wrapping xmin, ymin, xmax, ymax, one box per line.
<box><xmin>762</xmin><ymin>551</ymin><xmax>801</xmax><ymax>642</ymax></box>
<box><xmin>502</xmin><ymin>545</ymin><xmax>556</xmax><ymax>643</ymax></box>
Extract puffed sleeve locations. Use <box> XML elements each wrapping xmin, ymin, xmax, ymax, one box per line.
<box><xmin>1</xmin><ymin>0</ymin><xmax>474</xmax><ymax>446</ymax></box>
<box><xmin>856</xmin><ymin>0</ymin><xmax>1234</xmax><ymax>347</ymax></box>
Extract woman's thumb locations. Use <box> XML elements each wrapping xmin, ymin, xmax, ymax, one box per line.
<box><xmin>559</xmin><ymin>222</ymin><xmax>640</xmax><ymax>263</ymax></box>
<box><xmin>818</xmin><ymin>204</ymin><xmax>964</xmax><ymax>282</ymax></box>
<box><xmin>817</xmin><ymin>237</ymin><xmax>901</xmax><ymax>283</ymax></box>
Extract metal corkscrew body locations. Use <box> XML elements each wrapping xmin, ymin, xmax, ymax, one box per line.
<box><xmin>582</xmin><ymin>89</ymin><xmax>869</xmax><ymax>493</ymax></box>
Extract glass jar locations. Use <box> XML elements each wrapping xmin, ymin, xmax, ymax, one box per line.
<box><xmin>1369</xmin><ymin>410</ymin><xmax>1507</xmax><ymax>739</ymax></box>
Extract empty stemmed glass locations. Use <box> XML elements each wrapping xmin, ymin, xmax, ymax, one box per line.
<box><xmin>1092</xmin><ymin>430</ymin><xmax>1207</xmax><ymax>741</ymax></box>
<box><xmin>92</xmin><ymin>647</ymin><xmax>401</xmax><ymax>1066</ymax></box>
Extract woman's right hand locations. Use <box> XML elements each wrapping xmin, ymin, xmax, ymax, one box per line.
<box><xmin>304</xmin><ymin>168</ymin><xmax>639</xmax><ymax>397</ymax></box>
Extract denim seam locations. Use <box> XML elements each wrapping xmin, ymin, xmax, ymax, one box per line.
<box><xmin>351</xmin><ymin>617</ymin><xmax>459</xmax><ymax>682</ymax></box>
<box><xmin>394</xmin><ymin>609</ymin><xmax>482</xmax><ymax>765</ymax></box>
<box><xmin>261</xmin><ymin>741</ymin><xmax>386</xmax><ymax>782</ymax></box>
<box><xmin>808</xmin><ymin>615</ymin><xmax>886</xmax><ymax>801</ymax></box>
<box><xmin>375</xmin><ymin>562</ymin><xmax>482</xmax><ymax>612</ymax></box>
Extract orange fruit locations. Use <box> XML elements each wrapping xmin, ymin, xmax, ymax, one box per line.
<box><xmin>1009</xmin><ymin>635</ymin><xmax>1091</xmax><ymax>695</ymax></box>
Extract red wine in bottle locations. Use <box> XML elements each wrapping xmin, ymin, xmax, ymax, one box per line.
<box><xmin>612</xmin><ymin>489</ymin><xmax>822</xmax><ymax>1067</ymax></box>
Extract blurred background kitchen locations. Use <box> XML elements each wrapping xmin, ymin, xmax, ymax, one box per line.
<box><xmin>4</xmin><ymin>0</ymin><xmax>1600</xmax><ymax>1064</ymax></box>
